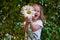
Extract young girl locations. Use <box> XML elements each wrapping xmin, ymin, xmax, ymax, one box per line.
<box><xmin>23</xmin><ymin>3</ymin><xmax>45</xmax><ymax>40</ymax></box>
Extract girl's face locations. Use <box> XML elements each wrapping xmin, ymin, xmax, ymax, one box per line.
<box><xmin>33</xmin><ymin>5</ymin><xmax>40</xmax><ymax>20</ymax></box>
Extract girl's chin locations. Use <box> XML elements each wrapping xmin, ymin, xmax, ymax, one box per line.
<box><xmin>33</xmin><ymin>17</ymin><xmax>38</xmax><ymax>20</ymax></box>
<box><xmin>33</xmin><ymin>16</ymin><xmax>38</xmax><ymax>20</ymax></box>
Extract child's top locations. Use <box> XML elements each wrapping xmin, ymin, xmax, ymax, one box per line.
<box><xmin>32</xmin><ymin>20</ymin><xmax>43</xmax><ymax>40</ymax></box>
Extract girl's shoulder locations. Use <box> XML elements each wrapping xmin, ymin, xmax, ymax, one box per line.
<box><xmin>36</xmin><ymin>20</ymin><xmax>43</xmax><ymax>24</ymax></box>
<box><xmin>36</xmin><ymin>20</ymin><xmax>43</xmax><ymax>27</ymax></box>
<box><xmin>36</xmin><ymin>20</ymin><xmax>43</xmax><ymax>23</ymax></box>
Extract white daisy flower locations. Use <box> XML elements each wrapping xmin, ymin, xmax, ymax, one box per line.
<box><xmin>21</xmin><ymin>5</ymin><xmax>35</xmax><ymax>18</ymax></box>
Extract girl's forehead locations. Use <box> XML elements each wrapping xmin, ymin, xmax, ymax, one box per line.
<box><xmin>32</xmin><ymin>4</ymin><xmax>40</xmax><ymax>7</ymax></box>
<box><xmin>33</xmin><ymin>5</ymin><xmax>40</xmax><ymax>10</ymax></box>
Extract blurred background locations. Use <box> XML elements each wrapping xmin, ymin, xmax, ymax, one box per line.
<box><xmin>0</xmin><ymin>0</ymin><xmax>60</xmax><ymax>40</ymax></box>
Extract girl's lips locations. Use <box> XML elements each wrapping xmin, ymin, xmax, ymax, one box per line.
<box><xmin>35</xmin><ymin>14</ymin><xmax>38</xmax><ymax>17</ymax></box>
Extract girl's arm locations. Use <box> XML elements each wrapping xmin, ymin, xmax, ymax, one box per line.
<box><xmin>22</xmin><ymin>21</ymin><xmax>27</xmax><ymax>32</ymax></box>
<box><xmin>22</xmin><ymin>17</ymin><xmax>28</xmax><ymax>32</ymax></box>
<box><xmin>25</xmin><ymin>18</ymin><xmax>43</xmax><ymax>32</ymax></box>
<box><xmin>29</xmin><ymin>19</ymin><xmax>43</xmax><ymax>32</ymax></box>
<box><xmin>31</xmin><ymin>22</ymin><xmax>42</xmax><ymax>32</ymax></box>
<box><xmin>22</xmin><ymin>17</ymin><xmax>28</xmax><ymax>40</ymax></box>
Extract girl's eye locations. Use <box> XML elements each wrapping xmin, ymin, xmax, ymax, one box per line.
<box><xmin>34</xmin><ymin>10</ymin><xmax>36</xmax><ymax>11</ymax></box>
<box><xmin>34</xmin><ymin>9</ymin><xmax>40</xmax><ymax>12</ymax></box>
<box><xmin>37</xmin><ymin>11</ymin><xmax>40</xmax><ymax>12</ymax></box>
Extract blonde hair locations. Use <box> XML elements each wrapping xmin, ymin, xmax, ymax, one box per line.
<box><xmin>29</xmin><ymin>3</ymin><xmax>45</xmax><ymax>22</ymax></box>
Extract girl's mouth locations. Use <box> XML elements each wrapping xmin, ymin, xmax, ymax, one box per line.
<box><xmin>35</xmin><ymin>14</ymin><xmax>38</xmax><ymax>17</ymax></box>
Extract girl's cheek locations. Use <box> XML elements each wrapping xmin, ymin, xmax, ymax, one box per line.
<box><xmin>38</xmin><ymin>12</ymin><xmax>40</xmax><ymax>15</ymax></box>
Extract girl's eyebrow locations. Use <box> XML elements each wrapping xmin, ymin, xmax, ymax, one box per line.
<box><xmin>34</xmin><ymin>9</ymin><xmax>40</xmax><ymax>12</ymax></box>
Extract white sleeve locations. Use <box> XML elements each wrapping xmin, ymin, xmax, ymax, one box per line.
<box><xmin>36</xmin><ymin>20</ymin><xmax>43</xmax><ymax>28</ymax></box>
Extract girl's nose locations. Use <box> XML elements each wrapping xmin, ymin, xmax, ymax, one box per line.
<box><xmin>34</xmin><ymin>11</ymin><xmax>37</xmax><ymax>14</ymax></box>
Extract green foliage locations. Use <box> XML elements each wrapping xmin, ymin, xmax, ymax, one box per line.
<box><xmin>0</xmin><ymin>0</ymin><xmax>60</xmax><ymax>40</ymax></box>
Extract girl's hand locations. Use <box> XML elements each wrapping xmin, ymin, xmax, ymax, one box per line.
<box><xmin>28</xmin><ymin>18</ymin><xmax>32</xmax><ymax>23</ymax></box>
<box><xmin>24</xmin><ymin>17</ymin><xmax>32</xmax><ymax>23</ymax></box>
<box><xmin>24</xmin><ymin>17</ymin><xmax>28</xmax><ymax>23</ymax></box>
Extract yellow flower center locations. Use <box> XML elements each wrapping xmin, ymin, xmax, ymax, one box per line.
<box><xmin>27</xmin><ymin>10</ymin><xmax>31</xmax><ymax>14</ymax></box>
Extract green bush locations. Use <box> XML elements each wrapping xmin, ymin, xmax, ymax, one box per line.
<box><xmin>0</xmin><ymin>0</ymin><xmax>60</xmax><ymax>40</ymax></box>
